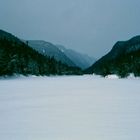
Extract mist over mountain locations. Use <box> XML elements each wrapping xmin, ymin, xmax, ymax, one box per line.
<box><xmin>57</xmin><ymin>45</ymin><xmax>95</xmax><ymax>69</ymax></box>
<box><xmin>27</xmin><ymin>40</ymin><xmax>95</xmax><ymax>69</ymax></box>
<box><xmin>27</xmin><ymin>40</ymin><xmax>76</xmax><ymax>67</ymax></box>
<box><xmin>85</xmin><ymin>36</ymin><xmax>140</xmax><ymax>77</ymax></box>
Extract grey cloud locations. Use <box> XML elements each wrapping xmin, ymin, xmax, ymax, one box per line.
<box><xmin>0</xmin><ymin>0</ymin><xmax>140</xmax><ymax>58</ymax></box>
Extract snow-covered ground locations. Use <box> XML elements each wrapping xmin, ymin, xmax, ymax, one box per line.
<box><xmin>0</xmin><ymin>75</ymin><xmax>140</xmax><ymax>140</ymax></box>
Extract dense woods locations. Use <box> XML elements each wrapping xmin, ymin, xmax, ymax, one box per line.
<box><xmin>85</xmin><ymin>36</ymin><xmax>140</xmax><ymax>77</ymax></box>
<box><xmin>0</xmin><ymin>32</ymin><xmax>82</xmax><ymax>76</ymax></box>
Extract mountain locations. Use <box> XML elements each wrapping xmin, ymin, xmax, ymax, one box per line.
<box><xmin>0</xmin><ymin>29</ymin><xmax>21</xmax><ymax>42</ymax></box>
<box><xmin>0</xmin><ymin>30</ymin><xmax>82</xmax><ymax>76</ymax></box>
<box><xmin>57</xmin><ymin>45</ymin><xmax>95</xmax><ymax>69</ymax></box>
<box><xmin>27</xmin><ymin>40</ymin><xmax>76</xmax><ymax>67</ymax></box>
<box><xmin>85</xmin><ymin>36</ymin><xmax>140</xmax><ymax>77</ymax></box>
<box><xmin>27</xmin><ymin>40</ymin><xmax>95</xmax><ymax>69</ymax></box>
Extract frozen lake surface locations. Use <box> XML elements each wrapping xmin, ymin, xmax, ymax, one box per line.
<box><xmin>0</xmin><ymin>75</ymin><xmax>140</xmax><ymax>140</ymax></box>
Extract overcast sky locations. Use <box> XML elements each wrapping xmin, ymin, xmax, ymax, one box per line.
<box><xmin>0</xmin><ymin>0</ymin><xmax>140</xmax><ymax>58</ymax></box>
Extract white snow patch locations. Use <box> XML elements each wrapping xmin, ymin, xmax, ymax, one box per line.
<box><xmin>127</xmin><ymin>73</ymin><xmax>136</xmax><ymax>79</ymax></box>
<box><xmin>42</xmin><ymin>49</ymin><xmax>45</xmax><ymax>53</ymax></box>
<box><xmin>105</xmin><ymin>74</ymin><xmax>119</xmax><ymax>79</ymax></box>
<box><xmin>0</xmin><ymin>75</ymin><xmax>140</xmax><ymax>140</ymax></box>
<box><xmin>60</xmin><ymin>49</ymin><xmax>64</xmax><ymax>52</ymax></box>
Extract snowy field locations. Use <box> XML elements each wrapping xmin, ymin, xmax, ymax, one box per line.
<box><xmin>0</xmin><ymin>75</ymin><xmax>140</xmax><ymax>140</ymax></box>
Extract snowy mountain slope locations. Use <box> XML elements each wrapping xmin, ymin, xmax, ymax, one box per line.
<box><xmin>27</xmin><ymin>40</ymin><xmax>76</xmax><ymax>67</ymax></box>
<box><xmin>57</xmin><ymin>45</ymin><xmax>96</xmax><ymax>69</ymax></box>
